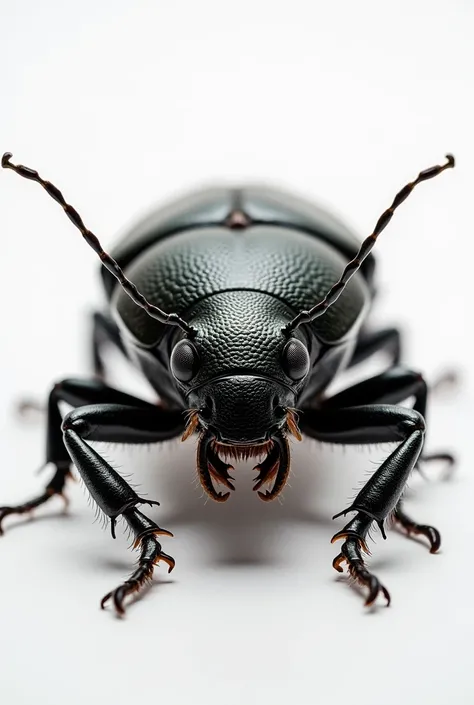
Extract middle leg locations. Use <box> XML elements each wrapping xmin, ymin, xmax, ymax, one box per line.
<box><xmin>347</xmin><ymin>326</ymin><xmax>401</xmax><ymax>369</ymax></box>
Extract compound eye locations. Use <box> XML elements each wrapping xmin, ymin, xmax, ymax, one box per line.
<box><xmin>282</xmin><ymin>339</ymin><xmax>310</xmax><ymax>381</ymax></box>
<box><xmin>170</xmin><ymin>340</ymin><xmax>200</xmax><ymax>383</ymax></box>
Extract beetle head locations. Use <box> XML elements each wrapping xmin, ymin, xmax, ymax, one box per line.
<box><xmin>169</xmin><ymin>292</ymin><xmax>315</xmax><ymax>502</ymax></box>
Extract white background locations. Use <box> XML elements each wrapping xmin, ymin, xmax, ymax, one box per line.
<box><xmin>0</xmin><ymin>2</ymin><xmax>473</xmax><ymax>704</ymax></box>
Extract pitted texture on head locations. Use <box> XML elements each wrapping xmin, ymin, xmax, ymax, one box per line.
<box><xmin>184</xmin><ymin>291</ymin><xmax>302</xmax><ymax>387</ymax></box>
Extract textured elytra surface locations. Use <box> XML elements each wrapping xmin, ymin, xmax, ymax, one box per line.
<box><xmin>102</xmin><ymin>184</ymin><xmax>376</xmax><ymax>300</ymax></box>
<box><xmin>105</xmin><ymin>186</ymin><xmax>236</xmax><ymax>298</ymax></box>
<box><xmin>113</xmin><ymin>225</ymin><xmax>369</xmax><ymax>346</ymax></box>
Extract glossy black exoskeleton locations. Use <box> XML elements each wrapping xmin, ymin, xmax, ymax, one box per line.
<box><xmin>0</xmin><ymin>151</ymin><xmax>455</xmax><ymax>614</ymax></box>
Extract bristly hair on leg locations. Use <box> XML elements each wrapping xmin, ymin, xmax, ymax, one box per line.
<box><xmin>79</xmin><ymin>475</ymin><xmax>115</xmax><ymax>533</ymax></box>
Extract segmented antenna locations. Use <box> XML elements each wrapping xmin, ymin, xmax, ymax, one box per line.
<box><xmin>284</xmin><ymin>154</ymin><xmax>455</xmax><ymax>336</ymax></box>
<box><xmin>2</xmin><ymin>152</ymin><xmax>196</xmax><ymax>336</ymax></box>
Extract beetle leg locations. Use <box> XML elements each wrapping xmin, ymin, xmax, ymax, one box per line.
<box><xmin>347</xmin><ymin>326</ymin><xmax>401</xmax><ymax>369</ymax></box>
<box><xmin>302</xmin><ymin>401</ymin><xmax>428</xmax><ymax>606</ymax></box>
<box><xmin>321</xmin><ymin>365</ymin><xmax>453</xmax><ymax>539</ymax></box>
<box><xmin>0</xmin><ymin>378</ymin><xmax>178</xmax><ymax>535</ymax></box>
<box><xmin>16</xmin><ymin>318</ymin><xmax>130</xmax><ymax>417</ymax></box>
<box><xmin>0</xmin><ymin>462</ymin><xmax>72</xmax><ymax>535</ymax></box>
<box><xmin>392</xmin><ymin>500</ymin><xmax>441</xmax><ymax>553</ymax></box>
<box><xmin>91</xmin><ymin>311</ymin><xmax>128</xmax><ymax>380</ymax></box>
<box><xmin>100</xmin><ymin>509</ymin><xmax>175</xmax><ymax>616</ymax></box>
<box><xmin>331</xmin><ymin>515</ymin><xmax>391</xmax><ymax>607</ymax></box>
<box><xmin>416</xmin><ymin>452</ymin><xmax>456</xmax><ymax>480</ymax></box>
<box><xmin>331</xmin><ymin>364</ymin><xmax>456</xmax><ymax>471</ymax></box>
<box><xmin>61</xmin><ymin>402</ymin><xmax>184</xmax><ymax>614</ymax></box>
<box><xmin>323</xmin><ymin>366</ymin><xmax>428</xmax><ymax>415</ymax></box>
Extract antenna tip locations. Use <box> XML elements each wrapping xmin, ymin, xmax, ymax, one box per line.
<box><xmin>445</xmin><ymin>153</ymin><xmax>455</xmax><ymax>168</ymax></box>
<box><xmin>2</xmin><ymin>152</ymin><xmax>13</xmax><ymax>168</ymax></box>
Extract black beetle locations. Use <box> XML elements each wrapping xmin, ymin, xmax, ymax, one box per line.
<box><xmin>0</xmin><ymin>151</ymin><xmax>455</xmax><ymax>615</ymax></box>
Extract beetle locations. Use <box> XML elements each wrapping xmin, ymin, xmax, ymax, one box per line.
<box><xmin>0</xmin><ymin>151</ymin><xmax>455</xmax><ymax>615</ymax></box>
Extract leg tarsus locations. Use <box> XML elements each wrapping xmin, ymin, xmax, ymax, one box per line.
<box><xmin>301</xmin><ymin>366</ymin><xmax>450</xmax><ymax>608</ymax></box>
<box><xmin>59</xmin><ymin>401</ymin><xmax>182</xmax><ymax>614</ymax></box>
<box><xmin>331</xmin><ymin>516</ymin><xmax>391</xmax><ymax>607</ymax></box>
<box><xmin>417</xmin><ymin>452</ymin><xmax>456</xmax><ymax>481</ymax></box>
<box><xmin>393</xmin><ymin>502</ymin><xmax>441</xmax><ymax>554</ymax></box>
<box><xmin>101</xmin><ymin>509</ymin><xmax>175</xmax><ymax>616</ymax></box>
<box><xmin>431</xmin><ymin>369</ymin><xmax>461</xmax><ymax>397</ymax></box>
<box><xmin>0</xmin><ymin>461</ymin><xmax>71</xmax><ymax>535</ymax></box>
<box><xmin>16</xmin><ymin>398</ymin><xmax>46</xmax><ymax>419</ymax></box>
<box><xmin>420</xmin><ymin>452</ymin><xmax>455</xmax><ymax>466</ymax></box>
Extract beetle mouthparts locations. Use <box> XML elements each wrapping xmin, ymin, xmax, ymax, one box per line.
<box><xmin>286</xmin><ymin>409</ymin><xmax>303</xmax><ymax>441</ymax></box>
<box><xmin>181</xmin><ymin>409</ymin><xmax>199</xmax><ymax>441</ymax></box>
<box><xmin>195</xmin><ymin>431</ymin><xmax>291</xmax><ymax>502</ymax></box>
<box><xmin>252</xmin><ymin>434</ymin><xmax>290</xmax><ymax>501</ymax></box>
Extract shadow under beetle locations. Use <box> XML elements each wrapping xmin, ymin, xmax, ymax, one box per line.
<box><xmin>0</xmin><ymin>151</ymin><xmax>455</xmax><ymax>615</ymax></box>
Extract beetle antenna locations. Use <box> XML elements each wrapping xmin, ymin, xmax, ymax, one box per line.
<box><xmin>1</xmin><ymin>152</ymin><xmax>196</xmax><ymax>337</ymax></box>
<box><xmin>283</xmin><ymin>154</ymin><xmax>455</xmax><ymax>335</ymax></box>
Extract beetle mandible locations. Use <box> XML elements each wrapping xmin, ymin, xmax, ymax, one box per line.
<box><xmin>0</xmin><ymin>151</ymin><xmax>455</xmax><ymax>614</ymax></box>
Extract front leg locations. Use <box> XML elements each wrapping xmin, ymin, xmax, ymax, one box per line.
<box><xmin>324</xmin><ymin>366</ymin><xmax>450</xmax><ymax>545</ymax></box>
<box><xmin>0</xmin><ymin>378</ymin><xmax>165</xmax><ymax>534</ymax></box>
<box><xmin>302</xmin><ymin>404</ymin><xmax>425</xmax><ymax>606</ymax></box>
<box><xmin>100</xmin><ymin>508</ymin><xmax>175</xmax><ymax>616</ymax></box>
<box><xmin>61</xmin><ymin>403</ymin><xmax>184</xmax><ymax>614</ymax></box>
